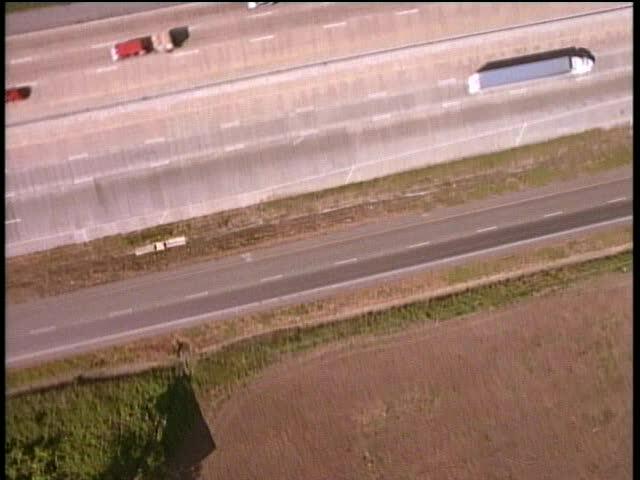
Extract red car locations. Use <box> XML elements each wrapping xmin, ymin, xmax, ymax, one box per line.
<box><xmin>110</xmin><ymin>37</ymin><xmax>153</xmax><ymax>62</ymax></box>
<box><xmin>5</xmin><ymin>86</ymin><xmax>31</xmax><ymax>104</ymax></box>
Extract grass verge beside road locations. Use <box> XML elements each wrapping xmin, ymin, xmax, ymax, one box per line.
<box><xmin>6</xmin><ymin>247</ymin><xmax>632</xmax><ymax>480</ymax></box>
<box><xmin>6</xmin><ymin>126</ymin><xmax>631</xmax><ymax>304</ymax></box>
<box><xmin>7</xmin><ymin>224</ymin><xmax>631</xmax><ymax>392</ymax></box>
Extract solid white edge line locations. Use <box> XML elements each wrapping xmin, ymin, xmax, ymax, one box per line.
<box><xmin>8</xmin><ymin>215</ymin><xmax>631</xmax><ymax>365</ymax></box>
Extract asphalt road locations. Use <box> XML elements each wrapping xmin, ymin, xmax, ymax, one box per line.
<box><xmin>5</xmin><ymin>5</ymin><xmax>633</xmax><ymax>256</ymax></box>
<box><xmin>6</xmin><ymin>173</ymin><xmax>632</xmax><ymax>367</ymax></box>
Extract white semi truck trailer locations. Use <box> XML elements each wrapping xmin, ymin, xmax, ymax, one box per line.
<box><xmin>468</xmin><ymin>48</ymin><xmax>595</xmax><ymax>95</ymax></box>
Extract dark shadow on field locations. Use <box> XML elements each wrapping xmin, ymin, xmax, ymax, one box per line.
<box><xmin>160</xmin><ymin>371</ymin><xmax>217</xmax><ymax>479</ymax></box>
<box><xmin>102</xmin><ymin>369</ymin><xmax>215</xmax><ymax>480</ymax></box>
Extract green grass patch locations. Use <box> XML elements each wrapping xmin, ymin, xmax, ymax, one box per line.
<box><xmin>6</xmin><ymin>252</ymin><xmax>631</xmax><ymax>479</ymax></box>
<box><xmin>6</xmin><ymin>226</ymin><xmax>631</xmax><ymax>393</ymax></box>
<box><xmin>192</xmin><ymin>251</ymin><xmax>632</xmax><ymax>395</ymax></box>
<box><xmin>6</xmin><ymin>367</ymin><xmax>206</xmax><ymax>480</ymax></box>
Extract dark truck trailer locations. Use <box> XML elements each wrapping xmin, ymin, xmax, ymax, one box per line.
<box><xmin>467</xmin><ymin>48</ymin><xmax>594</xmax><ymax>94</ymax></box>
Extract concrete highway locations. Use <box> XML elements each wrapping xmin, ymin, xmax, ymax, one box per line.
<box><xmin>6</xmin><ymin>2</ymin><xmax>187</xmax><ymax>36</ymax></box>
<box><xmin>6</xmin><ymin>3</ymin><xmax>626</xmax><ymax>123</ymax></box>
<box><xmin>5</xmin><ymin>5</ymin><xmax>633</xmax><ymax>256</ymax></box>
<box><xmin>6</xmin><ymin>171</ymin><xmax>632</xmax><ymax>367</ymax></box>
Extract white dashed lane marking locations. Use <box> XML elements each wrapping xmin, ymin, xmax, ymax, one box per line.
<box><xmin>323</xmin><ymin>21</ymin><xmax>347</xmax><ymax>29</ymax></box>
<box><xmin>260</xmin><ymin>274</ymin><xmax>283</xmax><ymax>283</ymax></box>
<box><xmin>395</xmin><ymin>8</ymin><xmax>419</xmax><ymax>15</ymax></box>
<box><xmin>225</xmin><ymin>143</ymin><xmax>245</xmax><ymax>152</ymax></box>
<box><xmin>185</xmin><ymin>291</ymin><xmax>209</xmax><ymax>300</ymax></box>
<box><xmin>543</xmin><ymin>211</ymin><xmax>563</xmax><ymax>218</ymax></box>
<box><xmin>408</xmin><ymin>241</ymin><xmax>431</xmax><ymax>249</ymax></box>
<box><xmin>10</xmin><ymin>57</ymin><xmax>33</xmax><ymax>64</ymax></box>
<box><xmin>334</xmin><ymin>258</ymin><xmax>358</xmax><ymax>265</ymax></box>
<box><xmin>30</xmin><ymin>326</ymin><xmax>56</xmax><ymax>335</ymax></box>
<box><xmin>250</xmin><ymin>35</ymin><xmax>274</xmax><ymax>42</ymax></box>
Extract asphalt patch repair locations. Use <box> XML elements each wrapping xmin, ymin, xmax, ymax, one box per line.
<box><xmin>200</xmin><ymin>272</ymin><xmax>631</xmax><ymax>479</ymax></box>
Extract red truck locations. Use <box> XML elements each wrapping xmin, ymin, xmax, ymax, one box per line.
<box><xmin>110</xmin><ymin>27</ymin><xmax>189</xmax><ymax>62</ymax></box>
<box><xmin>5</xmin><ymin>86</ymin><xmax>31</xmax><ymax>104</ymax></box>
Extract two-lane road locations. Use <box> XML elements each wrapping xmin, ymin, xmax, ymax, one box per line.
<box><xmin>6</xmin><ymin>173</ymin><xmax>632</xmax><ymax>367</ymax></box>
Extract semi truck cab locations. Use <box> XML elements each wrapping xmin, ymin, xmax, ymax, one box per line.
<box><xmin>570</xmin><ymin>56</ymin><xmax>594</xmax><ymax>75</ymax></box>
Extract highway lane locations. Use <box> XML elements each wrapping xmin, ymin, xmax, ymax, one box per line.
<box><xmin>6</xmin><ymin>175</ymin><xmax>632</xmax><ymax>366</ymax></box>
<box><xmin>6</xmin><ymin>3</ymin><xmax>628</xmax><ymax>123</ymax></box>
<box><xmin>6</xmin><ymin>46</ymin><xmax>631</xmax><ymax>178</ymax></box>
<box><xmin>4</xmin><ymin>5</ymin><xmax>632</xmax><ymax>257</ymax></box>
<box><xmin>7</xmin><ymin>5</ymin><xmax>631</xmax><ymax>152</ymax></box>
<box><xmin>5</xmin><ymin>39</ymin><xmax>632</xmax><ymax>255</ymax></box>
<box><xmin>6</xmin><ymin>2</ymin><xmax>187</xmax><ymax>36</ymax></box>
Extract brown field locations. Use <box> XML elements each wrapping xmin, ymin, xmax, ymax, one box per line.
<box><xmin>201</xmin><ymin>273</ymin><xmax>632</xmax><ymax>480</ymax></box>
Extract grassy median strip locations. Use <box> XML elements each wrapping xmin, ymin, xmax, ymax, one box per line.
<box><xmin>7</xmin><ymin>224</ymin><xmax>632</xmax><ymax>392</ymax></box>
<box><xmin>7</xmin><ymin>126</ymin><xmax>631</xmax><ymax>304</ymax></box>
<box><xmin>6</xmin><ymin>249</ymin><xmax>632</xmax><ymax>480</ymax></box>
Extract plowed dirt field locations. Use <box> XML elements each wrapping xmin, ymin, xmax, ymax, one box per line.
<box><xmin>202</xmin><ymin>273</ymin><xmax>632</xmax><ymax>479</ymax></box>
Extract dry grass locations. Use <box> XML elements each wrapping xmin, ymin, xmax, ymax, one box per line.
<box><xmin>6</xmin><ymin>126</ymin><xmax>631</xmax><ymax>305</ymax></box>
<box><xmin>7</xmin><ymin>224</ymin><xmax>631</xmax><ymax>393</ymax></box>
<box><xmin>203</xmin><ymin>272</ymin><xmax>632</xmax><ymax>479</ymax></box>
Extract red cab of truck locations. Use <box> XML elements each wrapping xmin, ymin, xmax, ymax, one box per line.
<box><xmin>110</xmin><ymin>38</ymin><xmax>152</xmax><ymax>62</ymax></box>
<box><xmin>5</xmin><ymin>86</ymin><xmax>32</xmax><ymax>104</ymax></box>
